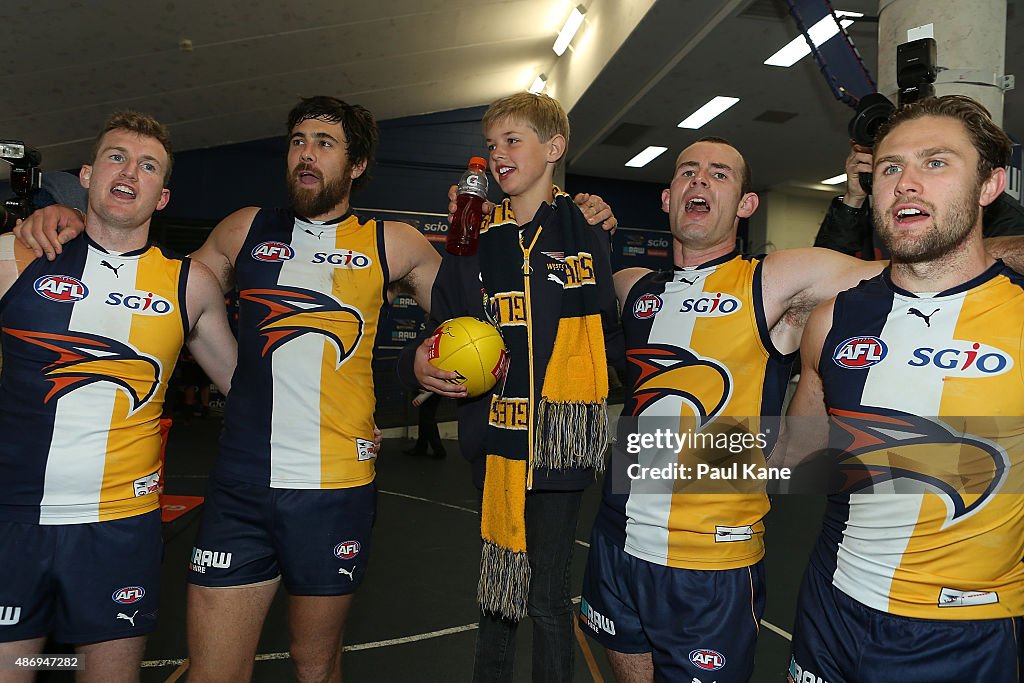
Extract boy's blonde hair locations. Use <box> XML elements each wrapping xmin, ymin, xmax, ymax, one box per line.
<box><xmin>482</xmin><ymin>93</ymin><xmax>570</xmax><ymax>161</ymax></box>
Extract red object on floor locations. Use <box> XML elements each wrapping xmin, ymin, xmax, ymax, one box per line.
<box><xmin>161</xmin><ymin>494</ymin><xmax>204</xmax><ymax>522</ymax></box>
<box><xmin>157</xmin><ymin>417</ymin><xmax>204</xmax><ymax>522</ymax></box>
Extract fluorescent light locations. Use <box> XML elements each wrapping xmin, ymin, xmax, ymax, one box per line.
<box><xmin>528</xmin><ymin>73</ymin><xmax>548</xmax><ymax>94</ymax></box>
<box><xmin>553</xmin><ymin>5</ymin><xmax>586</xmax><ymax>56</ymax></box>
<box><xmin>764</xmin><ymin>12</ymin><xmax>861</xmax><ymax>67</ymax></box>
<box><xmin>677</xmin><ymin>96</ymin><xmax>740</xmax><ymax>129</ymax></box>
<box><xmin>821</xmin><ymin>173</ymin><xmax>848</xmax><ymax>185</ymax></box>
<box><xmin>625</xmin><ymin>146</ymin><xmax>668</xmax><ymax>168</ymax></box>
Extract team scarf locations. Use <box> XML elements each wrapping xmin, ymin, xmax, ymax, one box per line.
<box><xmin>476</xmin><ymin>186</ymin><xmax>609</xmax><ymax>620</ymax></box>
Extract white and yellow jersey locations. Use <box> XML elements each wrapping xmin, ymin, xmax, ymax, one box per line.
<box><xmin>814</xmin><ymin>263</ymin><xmax>1024</xmax><ymax>619</ymax></box>
<box><xmin>596</xmin><ymin>253</ymin><xmax>796</xmax><ymax>569</ymax></box>
<box><xmin>216</xmin><ymin>209</ymin><xmax>387</xmax><ymax>489</ymax></box>
<box><xmin>0</xmin><ymin>233</ymin><xmax>187</xmax><ymax>524</ymax></box>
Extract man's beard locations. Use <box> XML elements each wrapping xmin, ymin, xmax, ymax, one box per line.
<box><xmin>874</xmin><ymin>182</ymin><xmax>981</xmax><ymax>264</ymax></box>
<box><xmin>287</xmin><ymin>164</ymin><xmax>353</xmax><ymax>219</ymax></box>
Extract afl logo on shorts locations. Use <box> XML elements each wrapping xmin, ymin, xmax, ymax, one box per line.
<box><xmin>112</xmin><ymin>586</ymin><xmax>145</xmax><ymax>605</ymax></box>
<box><xmin>833</xmin><ymin>336</ymin><xmax>888</xmax><ymax>369</ymax></box>
<box><xmin>34</xmin><ymin>275</ymin><xmax>88</xmax><ymax>302</ymax></box>
<box><xmin>334</xmin><ymin>540</ymin><xmax>361</xmax><ymax>560</ymax></box>
<box><xmin>633</xmin><ymin>294</ymin><xmax>663</xmax><ymax>319</ymax></box>
<box><xmin>251</xmin><ymin>241</ymin><xmax>295</xmax><ymax>262</ymax></box>
<box><xmin>689</xmin><ymin>648</ymin><xmax>726</xmax><ymax>671</ymax></box>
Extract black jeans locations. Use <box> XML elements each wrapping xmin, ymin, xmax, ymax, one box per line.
<box><xmin>472</xmin><ymin>488</ymin><xmax>584</xmax><ymax>683</ymax></box>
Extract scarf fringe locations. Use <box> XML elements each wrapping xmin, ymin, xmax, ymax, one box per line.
<box><xmin>478</xmin><ymin>540</ymin><xmax>531</xmax><ymax>621</ymax></box>
<box><xmin>534</xmin><ymin>399</ymin><xmax>609</xmax><ymax>471</ymax></box>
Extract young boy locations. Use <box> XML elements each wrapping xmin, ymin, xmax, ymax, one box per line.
<box><xmin>404</xmin><ymin>92</ymin><xmax>623</xmax><ymax>681</ymax></box>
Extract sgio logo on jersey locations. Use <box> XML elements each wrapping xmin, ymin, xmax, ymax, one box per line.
<box><xmin>679</xmin><ymin>292</ymin><xmax>741</xmax><ymax>317</ymax></box>
<box><xmin>252</xmin><ymin>241</ymin><xmax>295</xmax><ymax>262</ymax></box>
<box><xmin>34</xmin><ymin>275</ymin><xmax>88</xmax><ymax>302</ymax></box>
<box><xmin>833</xmin><ymin>336</ymin><xmax>887</xmax><ymax>369</ymax></box>
<box><xmin>105</xmin><ymin>291</ymin><xmax>174</xmax><ymax>315</ymax></box>
<box><xmin>312</xmin><ymin>250</ymin><xmax>372</xmax><ymax>268</ymax></box>
<box><xmin>909</xmin><ymin>342</ymin><xmax>1012</xmax><ymax>377</ymax></box>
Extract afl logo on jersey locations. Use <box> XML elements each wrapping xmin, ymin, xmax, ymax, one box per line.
<box><xmin>34</xmin><ymin>275</ymin><xmax>88</xmax><ymax>303</ymax></box>
<box><xmin>252</xmin><ymin>241</ymin><xmax>295</xmax><ymax>262</ymax></box>
<box><xmin>112</xmin><ymin>586</ymin><xmax>145</xmax><ymax>605</ymax></box>
<box><xmin>689</xmin><ymin>648</ymin><xmax>726</xmax><ymax>671</ymax></box>
<box><xmin>679</xmin><ymin>292</ymin><xmax>741</xmax><ymax>316</ymax></box>
<box><xmin>633</xmin><ymin>294</ymin><xmax>663</xmax><ymax>319</ymax></box>
<box><xmin>833</xmin><ymin>336</ymin><xmax>887</xmax><ymax>369</ymax></box>
<box><xmin>334</xmin><ymin>540</ymin><xmax>361</xmax><ymax>560</ymax></box>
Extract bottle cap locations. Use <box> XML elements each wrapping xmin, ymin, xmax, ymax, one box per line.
<box><xmin>468</xmin><ymin>156</ymin><xmax>487</xmax><ymax>170</ymax></box>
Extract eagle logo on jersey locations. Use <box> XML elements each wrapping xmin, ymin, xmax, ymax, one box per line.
<box><xmin>626</xmin><ymin>344</ymin><xmax>732</xmax><ymax>425</ymax></box>
<box><xmin>4</xmin><ymin>328</ymin><xmax>160</xmax><ymax>412</ymax></box>
<box><xmin>241</xmin><ymin>287</ymin><xmax>363</xmax><ymax>368</ymax></box>
<box><xmin>830</xmin><ymin>409</ymin><xmax>1010</xmax><ymax>525</ymax></box>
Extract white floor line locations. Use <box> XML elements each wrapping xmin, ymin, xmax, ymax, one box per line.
<box><xmin>377</xmin><ymin>489</ymin><xmax>479</xmax><ymax>515</ymax></box>
<box><xmin>149</xmin><ymin>600</ymin><xmax>792</xmax><ymax>670</ymax></box>
<box><xmin>760</xmin><ymin>619</ymin><xmax>793</xmax><ymax>641</ymax></box>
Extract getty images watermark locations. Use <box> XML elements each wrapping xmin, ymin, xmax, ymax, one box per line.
<box><xmin>623</xmin><ymin>428</ymin><xmax>791</xmax><ymax>483</ymax></box>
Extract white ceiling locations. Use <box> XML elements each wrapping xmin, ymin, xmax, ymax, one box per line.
<box><xmin>2</xmin><ymin>0</ymin><xmax>1020</xmax><ymax>195</ymax></box>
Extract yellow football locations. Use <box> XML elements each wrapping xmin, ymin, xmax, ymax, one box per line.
<box><xmin>428</xmin><ymin>317</ymin><xmax>508</xmax><ymax>397</ymax></box>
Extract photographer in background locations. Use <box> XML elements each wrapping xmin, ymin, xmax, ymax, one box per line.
<box><xmin>816</xmin><ymin>140</ymin><xmax>1024</xmax><ymax>259</ymax></box>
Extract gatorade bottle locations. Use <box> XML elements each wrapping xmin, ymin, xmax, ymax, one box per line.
<box><xmin>446</xmin><ymin>157</ymin><xmax>489</xmax><ymax>256</ymax></box>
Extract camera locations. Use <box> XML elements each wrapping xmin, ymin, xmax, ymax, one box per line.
<box><xmin>1</xmin><ymin>140</ymin><xmax>43</xmax><ymax>232</ymax></box>
<box><xmin>847</xmin><ymin>37</ymin><xmax>938</xmax><ymax>194</ymax></box>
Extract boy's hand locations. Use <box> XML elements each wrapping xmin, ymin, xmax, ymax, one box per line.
<box><xmin>414</xmin><ymin>334</ymin><xmax>468</xmax><ymax>399</ymax></box>
<box><xmin>447</xmin><ymin>184</ymin><xmax>496</xmax><ymax>223</ymax></box>
<box><xmin>573</xmin><ymin>193</ymin><xmax>617</xmax><ymax>232</ymax></box>
<box><xmin>13</xmin><ymin>205</ymin><xmax>85</xmax><ymax>260</ymax></box>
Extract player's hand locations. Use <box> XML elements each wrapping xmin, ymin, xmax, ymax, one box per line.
<box><xmin>446</xmin><ymin>184</ymin><xmax>495</xmax><ymax>224</ymax></box>
<box><xmin>13</xmin><ymin>205</ymin><xmax>85</xmax><ymax>260</ymax></box>
<box><xmin>573</xmin><ymin>193</ymin><xmax>618</xmax><ymax>233</ymax></box>
<box><xmin>372</xmin><ymin>425</ymin><xmax>382</xmax><ymax>457</ymax></box>
<box><xmin>413</xmin><ymin>333</ymin><xmax>468</xmax><ymax>399</ymax></box>
<box><xmin>842</xmin><ymin>143</ymin><xmax>873</xmax><ymax>208</ymax></box>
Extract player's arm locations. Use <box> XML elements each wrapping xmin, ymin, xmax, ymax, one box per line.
<box><xmin>184</xmin><ymin>259</ymin><xmax>237</xmax><ymax>395</ymax></box>
<box><xmin>0</xmin><ymin>234</ymin><xmax>31</xmax><ymax>298</ymax></box>
<box><xmin>761</xmin><ymin>247</ymin><xmax>884</xmax><ymax>353</ymax></box>
<box><xmin>984</xmin><ymin>236</ymin><xmax>1024</xmax><ymax>272</ymax></box>
<box><xmin>773</xmin><ymin>299</ymin><xmax>833</xmax><ymax>472</ymax></box>
<box><xmin>11</xmin><ymin>205</ymin><xmax>86</xmax><ymax>260</ymax></box>
<box><xmin>190</xmin><ymin>207</ymin><xmax>258</xmax><ymax>293</ymax></box>
<box><xmin>384</xmin><ymin>220</ymin><xmax>441</xmax><ymax>312</ymax></box>
<box><xmin>613</xmin><ymin>267</ymin><xmax>652</xmax><ymax>317</ymax></box>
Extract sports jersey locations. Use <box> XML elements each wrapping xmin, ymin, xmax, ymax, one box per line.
<box><xmin>595</xmin><ymin>252</ymin><xmax>794</xmax><ymax>569</ymax></box>
<box><xmin>0</xmin><ymin>233</ymin><xmax>187</xmax><ymax>524</ymax></box>
<box><xmin>812</xmin><ymin>262</ymin><xmax>1024</xmax><ymax>620</ymax></box>
<box><xmin>216</xmin><ymin>209</ymin><xmax>388</xmax><ymax>489</ymax></box>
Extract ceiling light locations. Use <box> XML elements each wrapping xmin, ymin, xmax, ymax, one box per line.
<box><xmin>821</xmin><ymin>173</ymin><xmax>848</xmax><ymax>185</ymax></box>
<box><xmin>764</xmin><ymin>11</ymin><xmax>862</xmax><ymax>67</ymax></box>
<box><xmin>677</xmin><ymin>97</ymin><xmax>740</xmax><ymax>129</ymax></box>
<box><xmin>625</xmin><ymin>146</ymin><xmax>668</xmax><ymax>168</ymax></box>
<box><xmin>528</xmin><ymin>73</ymin><xmax>548</xmax><ymax>94</ymax></box>
<box><xmin>553</xmin><ymin>5</ymin><xmax>587</xmax><ymax>56</ymax></box>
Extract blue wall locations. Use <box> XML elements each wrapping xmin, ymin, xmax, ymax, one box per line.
<box><xmin>156</xmin><ymin>106</ymin><xmax>672</xmax><ymax>231</ymax></box>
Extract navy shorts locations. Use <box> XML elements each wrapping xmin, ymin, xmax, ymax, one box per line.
<box><xmin>790</xmin><ymin>565</ymin><xmax>1024</xmax><ymax>683</ymax></box>
<box><xmin>580</xmin><ymin>527</ymin><xmax>765</xmax><ymax>682</ymax></box>
<box><xmin>0</xmin><ymin>511</ymin><xmax>161</xmax><ymax>644</ymax></box>
<box><xmin>187</xmin><ymin>477</ymin><xmax>376</xmax><ymax>595</ymax></box>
